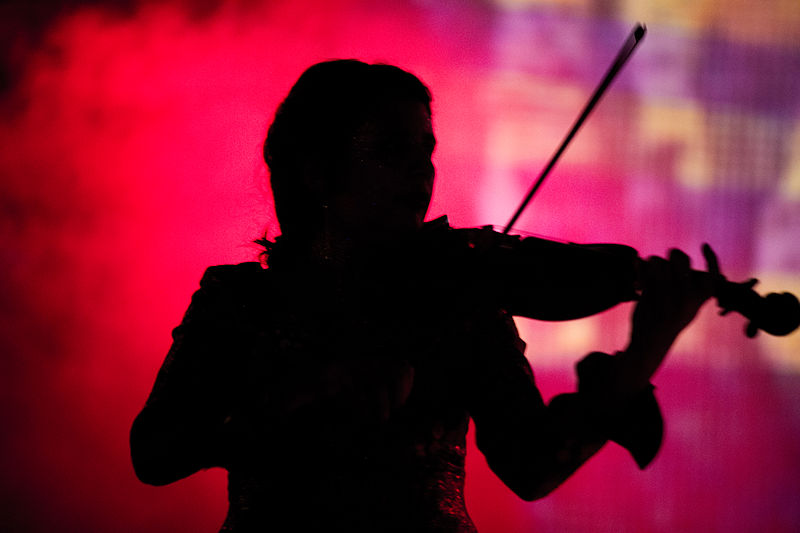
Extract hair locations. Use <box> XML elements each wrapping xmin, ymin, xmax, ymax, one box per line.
<box><xmin>261</xmin><ymin>60</ymin><xmax>432</xmax><ymax>246</ymax></box>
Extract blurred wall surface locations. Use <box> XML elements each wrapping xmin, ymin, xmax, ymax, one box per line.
<box><xmin>1</xmin><ymin>0</ymin><xmax>798</xmax><ymax>531</ymax></box>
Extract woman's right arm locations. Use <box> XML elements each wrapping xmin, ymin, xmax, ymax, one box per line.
<box><xmin>130</xmin><ymin>263</ymin><xmax>414</xmax><ymax>485</ymax></box>
<box><xmin>130</xmin><ymin>265</ymin><xmax>258</xmax><ymax>486</ymax></box>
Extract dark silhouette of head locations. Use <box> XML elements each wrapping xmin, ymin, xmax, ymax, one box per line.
<box><xmin>264</xmin><ymin>60</ymin><xmax>433</xmax><ymax>243</ymax></box>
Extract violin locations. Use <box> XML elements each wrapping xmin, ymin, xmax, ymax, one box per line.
<box><xmin>422</xmin><ymin>220</ymin><xmax>800</xmax><ymax>338</ymax></box>
<box><xmin>424</xmin><ymin>23</ymin><xmax>800</xmax><ymax>339</ymax></box>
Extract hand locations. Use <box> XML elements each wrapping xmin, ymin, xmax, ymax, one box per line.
<box><xmin>620</xmin><ymin>245</ymin><xmax>719</xmax><ymax>392</ymax></box>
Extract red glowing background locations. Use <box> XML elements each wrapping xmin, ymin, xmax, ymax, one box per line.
<box><xmin>1</xmin><ymin>1</ymin><xmax>799</xmax><ymax>531</ymax></box>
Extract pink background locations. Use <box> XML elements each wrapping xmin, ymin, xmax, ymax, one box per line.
<box><xmin>1</xmin><ymin>1</ymin><xmax>799</xmax><ymax>531</ymax></box>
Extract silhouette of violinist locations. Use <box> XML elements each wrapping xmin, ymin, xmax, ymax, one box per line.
<box><xmin>131</xmin><ymin>60</ymin><xmax>721</xmax><ymax>532</ymax></box>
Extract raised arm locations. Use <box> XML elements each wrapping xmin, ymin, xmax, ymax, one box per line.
<box><xmin>465</xmin><ymin>310</ymin><xmax>638</xmax><ymax>501</ymax></box>
<box><xmin>469</xmin><ymin>247</ymin><xmax>714</xmax><ymax>501</ymax></box>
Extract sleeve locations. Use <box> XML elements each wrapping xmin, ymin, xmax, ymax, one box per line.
<box><xmin>466</xmin><ymin>309</ymin><xmax>663</xmax><ymax>501</ymax></box>
<box><xmin>566</xmin><ymin>350</ymin><xmax>662</xmax><ymax>469</ymax></box>
<box><xmin>144</xmin><ymin>264</ymin><xmax>256</xmax><ymax>411</ymax></box>
<box><xmin>130</xmin><ymin>263</ymin><xmax>262</xmax><ymax>484</ymax></box>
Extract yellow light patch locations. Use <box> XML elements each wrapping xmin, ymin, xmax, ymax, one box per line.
<box><xmin>637</xmin><ymin>101</ymin><xmax>712</xmax><ymax>189</ymax></box>
<box><xmin>782</xmin><ymin>123</ymin><xmax>800</xmax><ymax>201</ymax></box>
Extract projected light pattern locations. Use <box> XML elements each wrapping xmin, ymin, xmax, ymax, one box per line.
<box><xmin>0</xmin><ymin>0</ymin><xmax>798</xmax><ymax>532</ymax></box>
<box><xmin>480</xmin><ymin>4</ymin><xmax>800</xmax><ymax>369</ymax></box>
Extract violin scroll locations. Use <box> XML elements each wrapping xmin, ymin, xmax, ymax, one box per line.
<box><xmin>715</xmin><ymin>277</ymin><xmax>800</xmax><ymax>338</ymax></box>
<box><xmin>678</xmin><ymin>243</ymin><xmax>799</xmax><ymax>337</ymax></box>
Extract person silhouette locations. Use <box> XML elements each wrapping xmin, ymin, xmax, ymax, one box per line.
<box><xmin>131</xmin><ymin>60</ymin><xmax>714</xmax><ymax>532</ymax></box>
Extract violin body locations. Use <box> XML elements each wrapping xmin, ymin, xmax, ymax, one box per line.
<box><xmin>438</xmin><ymin>225</ymin><xmax>638</xmax><ymax>321</ymax></box>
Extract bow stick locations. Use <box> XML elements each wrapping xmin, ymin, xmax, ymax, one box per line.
<box><xmin>503</xmin><ymin>23</ymin><xmax>647</xmax><ymax>234</ymax></box>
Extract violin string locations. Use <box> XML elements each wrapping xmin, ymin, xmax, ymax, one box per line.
<box><xmin>484</xmin><ymin>224</ymin><xmax>570</xmax><ymax>243</ymax></box>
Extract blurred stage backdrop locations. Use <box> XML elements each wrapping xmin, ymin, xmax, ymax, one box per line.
<box><xmin>1</xmin><ymin>0</ymin><xmax>799</xmax><ymax>531</ymax></box>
